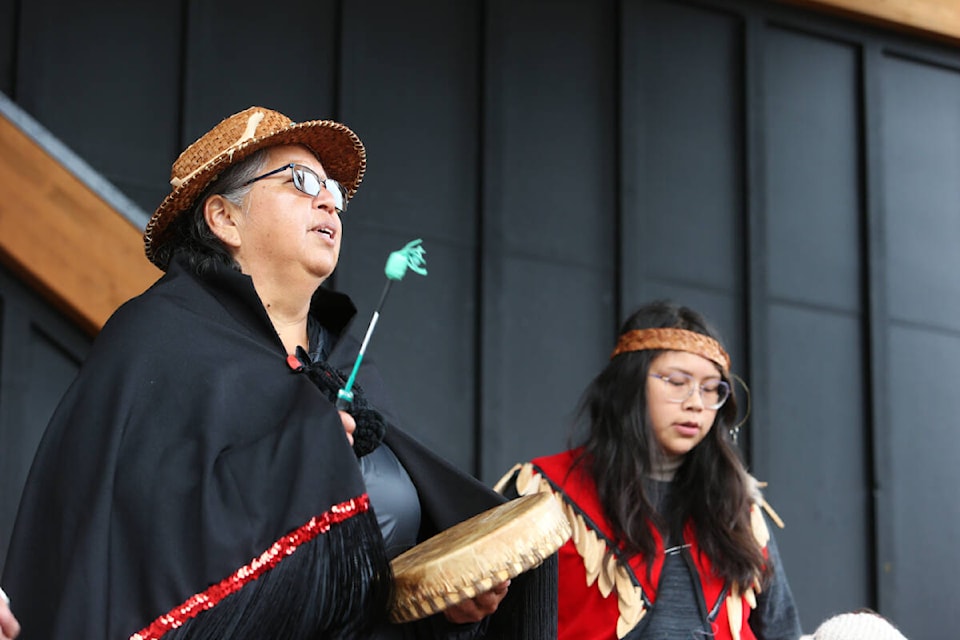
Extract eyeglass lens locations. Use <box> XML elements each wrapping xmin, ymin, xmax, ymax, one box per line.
<box><xmin>654</xmin><ymin>372</ymin><xmax>730</xmax><ymax>409</ymax></box>
<box><xmin>292</xmin><ymin>166</ymin><xmax>346</xmax><ymax>212</ymax></box>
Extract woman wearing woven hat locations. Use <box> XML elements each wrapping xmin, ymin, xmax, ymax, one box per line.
<box><xmin>1</xmin><ymin>107</ymin><xmax>555</xmax><ymax>639</ymax></box>
<box><xmin>496</xmin><ymin>299</ymin><xmax>803</xmax><ymax>639</ymax></box>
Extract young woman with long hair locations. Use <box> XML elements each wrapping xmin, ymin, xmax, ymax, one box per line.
<box><xmin>497</xmin><ymin>299</ymin><xmax>802</xmax><ymax>639</ymax></box>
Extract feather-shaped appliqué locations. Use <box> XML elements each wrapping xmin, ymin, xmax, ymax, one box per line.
<box><xmin>510</xmin><ymin>463</ymin><xmax>648</xmax><ymax>639</ymax></box>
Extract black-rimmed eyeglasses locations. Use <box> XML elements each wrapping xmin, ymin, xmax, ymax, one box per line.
<box><xmin>649</xmin><ymin>372</ymin><xmax>730</xmax><ymax>410</ymax></box>
<box><xmin>244</xmin><ymin>163</ymin><xmax>347</xmax><ymax>212</ymax></box>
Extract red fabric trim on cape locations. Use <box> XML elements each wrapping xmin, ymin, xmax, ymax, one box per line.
<box><xmin>130</xmin><ymin>494</ymin><xmax>371</xmax><ymax>640</ymax></box>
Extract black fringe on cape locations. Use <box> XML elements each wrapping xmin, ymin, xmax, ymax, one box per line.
<box><xmin>484</xmin><ymin>553</ymin><xmax>559</xmax><ymax>639</ymax></box>
<box><xmin>164</xmin><ymin>507</ymin><xmax>393</xmax><ymax>639</ymax></box>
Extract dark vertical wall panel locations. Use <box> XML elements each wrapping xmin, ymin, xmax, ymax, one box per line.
<box><xmin>764</xmin><ymin>28</ymin><xmax>862</xmax><ymax>311</ymax></box>
<box><xmin>15</xmin><ymin>1</ymin><xmax>182</xmax><ymax>211</ymax></box>
<box><xmin>880</xmin><ymin>52</ymin><xmax>960</xmax><ymax>639</ymax></box>
<box><xmin>183</xmin><ymin>0</ymin><xmax>338</xmax><ymax>140</ymax></box>
<box><xmin>0</xmin><ymin>0</ymin><xmax>15</xmax><ymax>95</ymax></box>
<box><xmin>759</xmin><ymin>26</ymin><xmax>869</xmax><ymax>628</ymax></box>
<box><xmin>886</xmin><ymin>328</ymin><xmax>960</xmax><ymax>639</ymax></box>
<box><xmin>622</xmin><ymin>0</ymin><xmax>745</xmax><ymax>311</ymax></box>
<box><xmin>480</xmin><ymin>0</ymin><xmax>617</xmax><ymax>482</ymax></box>
<box><xmin>882</xmin><ymin>55</ymin><xmax>960</xmax><ymax>330</ymax></box>
<box><xmin>766</xmin><ymin>306</ymin><xmax>869</xmax><ymax>625</ymax></box>
<box><xmin>339</xmin><ymin>0</ymin><xmax>482</xmax><ymax>469</ymax></box>
<box><xmin>0</xmin><ymin>267</ymin><xmax>89</xmax><ymax>577</ymax></box>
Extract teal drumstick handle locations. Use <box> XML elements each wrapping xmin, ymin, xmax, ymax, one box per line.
<box><xmin>336</xmin><ymin>305</ymin><xmax>384</xmax><ymax>409</ymax></box>
<box><xmin>335</xmin><ymin>239</ymin><xmax>427</xmax><ymax>409</ymax></box>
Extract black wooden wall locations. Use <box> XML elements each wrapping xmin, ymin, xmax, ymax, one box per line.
<box><xmin>1</xmin><ymin>0</ymin><xmax>958</xmax><ymax>637</ymax></box>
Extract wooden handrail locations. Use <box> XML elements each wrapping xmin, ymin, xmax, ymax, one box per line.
<box><xmin>780</xmin><ymin>0</ymin><xmax>960</xmax><ymax>45</ymax></box>
<box><xmin>0</xmin><ymin>113</ymin><xmax>160</xmax><ymax>336</ymax></box>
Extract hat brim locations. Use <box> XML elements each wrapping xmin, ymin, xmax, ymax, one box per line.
<box><xmin>144</xmin><ymin>119</ymin><xmax>365</xmax><ymax>270</ymax></box>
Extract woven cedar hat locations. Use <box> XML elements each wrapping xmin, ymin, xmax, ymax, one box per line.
<box><xmin>144</xmin><ymin>106</ymin><xmax>366</xmax><ymax>269</ymax></box>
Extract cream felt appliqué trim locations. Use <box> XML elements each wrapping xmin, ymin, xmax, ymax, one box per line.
<box><xmin>505</xmin><ymin>462</ymin><xmax>646</xmax><ymax>639</ymax></box>
<box><xmin>751</xmin><ymin>502</ymin><xmax>771</xmax><ymax>549</ymax></box>
<box><xmin>727</xmin><ymin>582</ymin><xmax>744</xmax><ymax>639</ymax></box>
<box><xmin>723</xmin><ymin>475</ymin><xmax>784</xmax><ymax>640</ymax></box>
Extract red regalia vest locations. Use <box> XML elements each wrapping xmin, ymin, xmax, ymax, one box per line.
<box><xmin>497</xmin><ymin>449</ymin><xmax>772</xmax><ymax>640</ymax></box>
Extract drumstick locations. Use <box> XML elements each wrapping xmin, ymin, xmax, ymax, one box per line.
<box><xmin>336</xmin><ymin>238</ymin><xmax>427</xmax><ymax>409</ymax></box>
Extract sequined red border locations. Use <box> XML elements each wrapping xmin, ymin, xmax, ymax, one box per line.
<box><xmin>130</xmin><ymin>494</ymin><xmax>371</xmax><ymax>640</ymax></box>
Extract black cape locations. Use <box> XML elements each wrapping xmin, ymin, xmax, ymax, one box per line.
<box><xmin>2</xmin><ymin>257</ymin><xmax>555</xmax><ymax>639</ymax></box>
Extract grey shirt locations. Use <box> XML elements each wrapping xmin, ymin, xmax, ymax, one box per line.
<box><xmin>636</xmin><ymin>525</ymin><xmax>801</xmax><ymax>639</ymax></box>
<box><xmin>360</xmin><ymin>443</ymin><xmax>421</xmax><ymax>560</ymax></box>
<box><xmin>635</xmin><ymin>481</ymin><xmax>803</xmax><ymax>640</ymax></box>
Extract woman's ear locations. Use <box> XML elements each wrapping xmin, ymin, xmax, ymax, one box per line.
<box><xmin>204</xmin><ymin>195</ymin><xmax>242</xmax><ymax>250</ymax></box>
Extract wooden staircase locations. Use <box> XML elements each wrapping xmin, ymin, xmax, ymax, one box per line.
<box><xmin>0</xmin><ymin>96</ymin><xmax>160</xmax><ymax>336</ymax></box>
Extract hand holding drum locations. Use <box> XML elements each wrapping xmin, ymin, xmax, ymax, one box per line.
<box><xmin>389</xmin><ymin>492</ymin><xmax>571</xmax><ymax>623</ymax></box>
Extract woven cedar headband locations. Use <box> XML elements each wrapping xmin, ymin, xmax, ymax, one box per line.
<box><xmin>611</xmin><ymin>328</ymin><xmax>731</xmax><ymax>373</ymax></box>
<box><xmin>143</xmin><ymin>106</ymin><xmax>366</xmax><ymax>270</ymax></box>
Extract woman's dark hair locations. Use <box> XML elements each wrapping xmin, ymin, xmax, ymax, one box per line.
<box><xmin>152</xmin><ymin>149</ymin><xmax>270</xmax><ymax>274</ymax></box>
<box><xmin>573</xmin><ymin>299</ymin><xmax>767</xmax><ymax>588</ymax></box>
